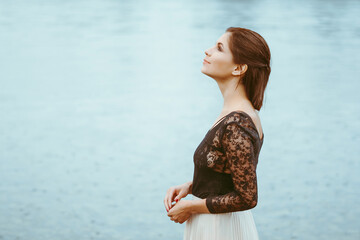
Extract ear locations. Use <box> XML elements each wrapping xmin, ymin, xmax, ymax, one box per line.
<box><xmin>232</xmin><ymin>64</ymin><xmax>248</xmax><ymax>76</ymax></box>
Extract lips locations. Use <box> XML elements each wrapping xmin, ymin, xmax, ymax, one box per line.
<box><xmin>203</xmin><ymin>59</ymin><xmax>210</xmax><ymax>64</ymax></box>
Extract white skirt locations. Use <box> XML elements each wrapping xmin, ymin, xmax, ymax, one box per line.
<box><xmin>183</xmin><ymin>195</ymin><xmax>260</xmax><ymax>240</ymax></box>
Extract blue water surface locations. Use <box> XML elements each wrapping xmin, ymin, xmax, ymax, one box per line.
<box><xmin>0</xmin><ymin>0</ymin><xmax>359</xmax><ymax>239</ymax></box>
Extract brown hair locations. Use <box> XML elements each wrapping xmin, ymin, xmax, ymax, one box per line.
<box><xmin>226</xmin><ymin>27</ymin><xmax>271</xmax><ymax>111</ymax></box>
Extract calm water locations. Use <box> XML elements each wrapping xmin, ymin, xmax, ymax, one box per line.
<box><xmin>0</xmin><ymin>0</ymin><xmax>359</xmax><ymax>239</ymax></box>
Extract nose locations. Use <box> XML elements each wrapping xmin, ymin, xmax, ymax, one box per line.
<box><xmin>205</xmin><ymin>49</ymin><xmax>210</xmax><ymax>56</ymax></box>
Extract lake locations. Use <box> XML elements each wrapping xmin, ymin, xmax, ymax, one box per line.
<box><xmin>0</xmin><ymin>0</ymin><xmax>359</xmax><ymax>239</ymax></box>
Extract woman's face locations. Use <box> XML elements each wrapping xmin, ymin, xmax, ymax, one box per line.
<box><xmin>201</xmin><ymin>32</ymin><xmax>238</xmax><ymax>80</ymax></box>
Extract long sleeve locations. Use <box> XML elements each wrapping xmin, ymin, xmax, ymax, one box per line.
<box><xmin>205</xmin><ymin>121</ymin><xmax>258</xmax><ymax>213</ymax></box>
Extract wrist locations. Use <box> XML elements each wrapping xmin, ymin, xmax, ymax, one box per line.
<box><xmin>188</xmin><ymin>200</ymin><xmax>197</xmax><ymax>214</ymax></box>
<box><xmin>189</xmin><ymin>198</ymin><xmax>209</xmax><ymax>214</ymax></box>
<box><xmin>187</xmin><ymin>181</ymin><xmax>193</xmax><ymax>194</ymax></box>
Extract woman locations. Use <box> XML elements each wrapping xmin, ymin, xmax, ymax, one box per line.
<box><xmin>164</xmin><ymin>27</ymin><xmax>271</xmax><ymax>240</ymax></box>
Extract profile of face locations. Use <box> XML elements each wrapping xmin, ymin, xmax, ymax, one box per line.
<box><xmin>201</xmin><ymin>32</ymin><xmax>245</xmax><ymax>80</ymax></box>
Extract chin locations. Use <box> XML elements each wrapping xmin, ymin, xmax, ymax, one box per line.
<box><xmin>201</xmin><ymin>69</ymin><xmax>212</xmax><ymax>78</ymax></box>
<box><xmin>201</xmin><ymin>70</ymin><xmax>208</xmax><ymax>76</ymax></box>
<box><xmin>201</xmin><ymin>67</ymin><xmax>209</xmax><ymax>75</ymax></box>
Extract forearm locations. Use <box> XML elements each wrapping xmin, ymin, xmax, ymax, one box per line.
<box><xmin>183</xmin><ymin>181</ymin><xmax>210</xmax><ymax>214</ymax></box>
<box><xmin>183</xmin><ymin>180</ymin><xmax>210</xmax><ymax>214</ymax></box>
<box><xmin>189</xmin><ymin>198</ymin><xmax>211</xmax><ymax>214</ymax></box>
<box><xmin>205</xmin><ymin>192</ymin><xmax>257</xmax><ymax>213</ymax></box>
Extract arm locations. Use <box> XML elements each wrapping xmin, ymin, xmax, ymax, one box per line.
<box><xmin>189</xmin><ymin>198</ymin><xmax>211</xmax><ymax>214</ymax></box>
<box><xmin>204</xmin><ymin>122</ymin><xmax>258</xmax><ymax>214</ymax></box>
<box><xmin>185</xmin><ymin>181</ymin><xmax>212</xmax><ymax>214</ymax></box>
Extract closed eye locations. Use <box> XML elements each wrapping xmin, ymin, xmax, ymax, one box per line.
<box><xmin>216</xmin><ymin>42</ymin><xmax>223</xmax><ymax>51</ymax></box>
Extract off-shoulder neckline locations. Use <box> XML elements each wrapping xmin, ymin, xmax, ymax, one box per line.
<box><xmin>208</xmin><ymin>110</ymin><xmax>264</xmax><ymax>142</ymax></box>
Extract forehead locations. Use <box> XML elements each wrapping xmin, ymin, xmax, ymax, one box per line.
<box><xmin>217</xmin><ymin>32</ymin><xmax>230</xmax><ymax>43</ymax></box>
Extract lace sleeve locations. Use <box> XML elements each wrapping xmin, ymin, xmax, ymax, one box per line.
<box><xmin>205</xmin><ymin>122</ymin><xmax>258</xmax><ymax>213</ymax></box>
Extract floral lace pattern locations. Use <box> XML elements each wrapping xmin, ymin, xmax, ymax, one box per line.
<box><xmin>192</xmin><ymin>111</ymin><xmax>264</xmax><ymax>214</ymax></box>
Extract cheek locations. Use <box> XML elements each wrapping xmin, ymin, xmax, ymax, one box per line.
<box><xmin>213</xmin><ymin>57</ymin><xmax>233</xmax><ymax>72</ymax></box>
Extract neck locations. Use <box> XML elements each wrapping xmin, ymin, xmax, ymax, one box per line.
<box><xmin>215</xmin><ymin>76</ymin><xmax>252</xmax><ymax>113</ymax></box>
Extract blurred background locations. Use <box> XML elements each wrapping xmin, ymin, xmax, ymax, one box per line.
<box><xmin>0</xmin><ymin>0</ymin><xmax>359</xmax><ymax>239</ymax></box>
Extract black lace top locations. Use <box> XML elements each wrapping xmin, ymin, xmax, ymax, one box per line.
<box><xmin>191</xmin><ymin>111</ymin><xmax>264</xmax><ymax>214</ymax></box>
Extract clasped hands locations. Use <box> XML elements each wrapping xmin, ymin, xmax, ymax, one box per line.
<box><xmin>164</xmin><ymin>182</ymin><xmax>194</xmax><ymax>224</ymax></box>
<box><xmin>166</xmin><ymin>198</ymin><xmax>193</xmax><ymax>224</ymax></box>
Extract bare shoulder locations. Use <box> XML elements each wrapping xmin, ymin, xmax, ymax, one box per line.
<box><xmin>239</xmin><ymin>108</ymin><xmax>263</xmax><ymax>139</ymax></box>
<box><xmin>251</xmin><ymin>110</ymin><xmax>263</xmax><ymax>138</ymax></box>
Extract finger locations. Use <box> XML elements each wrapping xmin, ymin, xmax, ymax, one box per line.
<box><xmin>164</xmin><ymin>195</ymin><xmax>172</xmax><ymax>211</ymax></box>
<box><xmin>164</xmin><ymin>193</ymin><xmax>172</xmax><ymax>211</ymax></box>
<box><xmin>175</xmin><ymin>190</ymin><xmax>184</xmax><ymax>200</ymax></box>
<box><xmin>176</xmin><ymin>190</ymin><xmax>186</xmax><ymax>202</ymax></box>
<box><xmin>164</xmin><ymin>189</ymin><xmax>174</xmax><ymax>211</ymax></box>
<box><xmin>163</xmin><ymin>198</ymin><xmax>169</xmax><ymax>212</ymax></box>
<box><xmin>167</xmin><ymin>190</ymin><xmax>175</xmax><ymax>209</ymax></box>
<box><xmin>165</xmin><ymin>196</ymin><xmax>172</xmax><ymax>211</ymax></box>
